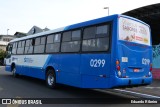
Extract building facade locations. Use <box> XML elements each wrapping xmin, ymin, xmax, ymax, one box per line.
<box><xmin>0</xmin><ymin>35</ymin><xmax>16</xmax><ymax>51</ymax></box>
<box><xmin>0</xmin><ymin>26</ymin><xmax>49</xmax><ymax>51</ymax></box>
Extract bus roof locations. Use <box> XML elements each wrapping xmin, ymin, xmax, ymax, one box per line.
<box><xmin>10</xmin><ymin>14</ymin><xmax>119</xmax><ymax>43</ymax></box>
<box><xmin>10</xmin><ymin>14</ymin><xmax>149</xmax><ymax>43</ymax></box>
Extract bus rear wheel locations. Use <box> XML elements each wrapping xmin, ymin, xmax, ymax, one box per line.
<box><xmin>46</xmin><ymin>69</ymin><xmax>56</xmax><ymax>89</ymax></box>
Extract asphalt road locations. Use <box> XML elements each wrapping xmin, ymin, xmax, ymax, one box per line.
<box><xmin>0</xmin><ymin>66</ymin><xmax>129</xmax><ymax>98</ymax></box>
<box><xmin>0</xmin><ymin>66</ymin><xmax>159</xmax><ymax>107</ymax></box>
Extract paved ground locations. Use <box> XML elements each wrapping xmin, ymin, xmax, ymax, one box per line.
<box><xmin>119</xmin><ymin>79</ymin><xmax>160</xmax><ymax>97</ymax></box>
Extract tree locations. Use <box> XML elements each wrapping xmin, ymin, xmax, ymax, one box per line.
<box><xmin>0</xmin><ymin>49</ymin><xmax>6</xmax><ymax>65</ymax></box>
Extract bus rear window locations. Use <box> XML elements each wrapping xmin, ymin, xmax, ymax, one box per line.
<box><xmin>119</xmin><ymin>17</ymin><xmax>151</xmax><ymax>46</ymax></box>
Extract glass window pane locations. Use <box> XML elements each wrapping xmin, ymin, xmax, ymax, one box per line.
<box><xmin>72</xmin><ymin>30</ymin><xmax>81</xmax><ymax>40</ymax></box>
<box><xmin>96</xmin><ymin>37</ymin><xmax>109</xmax><ymax>51</ymax></box>
<box><xmin>18</xmin><ymin>41</ymin><xmax>21</xmax><ymax>48</ymax></box>
<box><xmin>25</xmin><ymin>46</ymin><xmax>33</xmax><ymax>54</ymax></box>
<box><xmin>61</xmin><ymin>41</ymin><xmax>80</xmax><ymax>52</ymax></box>
<box><xmin>35</xmin><ymin>37</ymin><xmax>40</xmax><ymax>45</ymax></box>
<box><xmin>83</xmin><ymin>26</ymin><xmax>96</xmax><ymax>39</ymax></box>
<box><xmin>34</xmin><ymin>45</ymin><xmax>45</xmax><ymax>53</ymax></box>
<box><xmin>82</xmin><ymin>37</ymin><xmax>109</xmax><ymax>51</ymax></box>
<box><xmin>96</xmin><ymin>25</ymin><xmax>109</xmax><ymax>37</ymax></box>
<box><xmin>13</xmin><ymin>42</ymin><xmax>17</xmax><ymax>48</ymax></box>
<box><xmin>12</xmin><ymin>49</ymin><xmax>17</xmax><ymax>54</ymax></box>
<box><xmin>46</xmin><ymin>43</ymin><xmax>60</xmax><ymax>53</ymax></box>
<box><xmin>26</xmin><ymin>40</ymin><xmax>30</xmax><ymax>46</ymax></box>
<box><xmin>82</xmin><ymin>39</ymin><xmax>96</xmax><ymax>51</ymax></box>
<box><xmin>22</xmin><ymin>41</ymin><xmax>25</xmax><ymax>47</ymax></box>
<box><xmin>47</xmin><ymin>35</ymin><xmax>54</xmax><ymax>43</ymax></box>
<box><xmin>54</xmin><ymin>34</ymin><xmax>61</xmax><ymax>43</ymax></box>
<box><xmin>62</xmin><ymin>31</ymin><xmax>71</xmax><ymax>42</ymax></box>
<box><xmin>41</xmin><ymin>37</ymin><xmax>46</xmax><ymax>45</ymax></box>
<box><xmin>17</xmin><ymin>48</ymin><xmax>24</xmax><ymax>54</ymax></box>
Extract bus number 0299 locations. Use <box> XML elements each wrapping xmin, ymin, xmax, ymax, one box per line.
<box><xmin>90</xmin><ymin>59</ymin><xmax>105</xmax><ymax>67</ymax></box>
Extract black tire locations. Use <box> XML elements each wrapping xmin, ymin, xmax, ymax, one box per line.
<box><xmin>46</xmin><ymin>69</ymin><xmax>56</xmax><ymax>89</ymax></box>
<box><xmin>12</xmin><ymin>66</ymin><xmax>18</xmax><ymax>78</ymax></box>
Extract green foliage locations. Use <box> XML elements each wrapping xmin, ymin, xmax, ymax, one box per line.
<box><xmin>0</xmin><ymin>49</ymin><xmax>6</xmax><ymax>59</ymax></box>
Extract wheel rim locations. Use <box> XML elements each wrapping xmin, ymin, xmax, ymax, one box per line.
<box><xmin>47</xmin><ymin>74</ymin><xmax>54</xmax><ymax>86</ymax></box>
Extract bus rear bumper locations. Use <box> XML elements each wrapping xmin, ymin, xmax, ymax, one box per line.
<box><xmin>111</xmin><ymin>76</ymin><xmax>152</xmax><ymax>88</ymax></box>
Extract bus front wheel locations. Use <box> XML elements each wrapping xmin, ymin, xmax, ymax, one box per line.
<box><xmin>46</xmin><ymin>69</ymin><xmax>56</xmax><ymax>89</ymax></box>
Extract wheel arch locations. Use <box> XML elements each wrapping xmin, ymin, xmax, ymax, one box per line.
<box><xmin>11</xmin><ymin>63</ymin><xmax>16</xmax><ymax>72</ymax></box>
<box><xmin>45</xmin><ymin>66</ymin><xmax>56</xmax><ymax>78</ymax></box>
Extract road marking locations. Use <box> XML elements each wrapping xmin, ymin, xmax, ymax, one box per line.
<box><xmin>94</xmin><ymin>89</ymin><xmax>160</xmax><ymax>98</ymax></box>
<box><xmin>145</xmin><ymin>86</ymin><xmax>160</xmax><ymax>89</ymax></box>
<box><xmin>114</xmin><ymin>89</ymin><xmax>160</xmax><ymax>98</ymax></box>
<box><xmin>94</xmin><ymin>89</ymin><xmax>135</xmax><ymax>98</ymax></box>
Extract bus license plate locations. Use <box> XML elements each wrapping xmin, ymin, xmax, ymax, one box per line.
<box><xmin>134</xmin><ymin>69</ymin><xmax>139</xmax><ymax>72</ymax></box>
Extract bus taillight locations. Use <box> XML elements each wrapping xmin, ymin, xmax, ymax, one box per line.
<box><xmin>116</xmin><ymin>60</ymin><xmax>120</xmax><ymax>71</ymax></box>
<box><xmin>116</xmin><ymin>66</ymin><xmax>120</xmax><ymax>71</ymax></box>
<box><xmin>116</xmin><ymin>60</ymin><xmax>121</xmax><ymax>77</ymax></box>
<box><xmin>116</xmin><ymin>60</ymin><xmax>120</xmax><ymax>65</ymax></box>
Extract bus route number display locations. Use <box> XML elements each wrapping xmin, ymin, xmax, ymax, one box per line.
<box><xmin>90</xmin><ymin>59</ymin><xmax>105</xmax><ymax>67</ymax></box>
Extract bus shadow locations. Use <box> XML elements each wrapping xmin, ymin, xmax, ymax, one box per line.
<box><xmin>0</xmin><ymin>71</ymin><xmax>129</xmax><ymax>99</ymax></box>
<box><xmin>8</xmin><ymin>74</ymin><xmax>127</xmax><ymax>98</ymax></box>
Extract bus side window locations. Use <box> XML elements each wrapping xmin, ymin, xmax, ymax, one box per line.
<box><xmin>12</xmin><ymin>42</ymin><xmax>17</xmax><ymax>54</ymax></box>
<box><xmin>25</xmin><ymin>39</ymin><xmax>33</xmax><ymax>54</ymax></box>
<box><xmin>17</xmin><ymin>41</ymin><xmax>25</xmax><ymax>54</ymax></box>
<box><xmin>6</xmin><ymin>43</ymin><xmax>12</xmax><ymax>52</ymax></box>
<box><xmin>82</xmin><ymin>24</ymin><xmax>110</xmax><ymax>52</ymax></box>
<box><xmin>34</xmin><ymin>36</ymin><xmax>46</xmax><ymax>54</ymax></box>
<box><xmin>61</xmin><ymin>30</ymin><xmax>81</xmax><ymax>52</ymax></box>
<box><xmin>6</xmin><ymin>43</ymin><xmax>13</xmax><ymax>58</ymax></box>
<box><xmin>46</xmin><ymin>34</ymin><xmax>61</xmax><ymax>53</ymax></box>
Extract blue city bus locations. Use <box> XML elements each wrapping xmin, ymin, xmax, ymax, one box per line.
<box><xmin>5</xmin><ymin>14</ymin><xmax>152</xmax><ymax>88</ymax></box>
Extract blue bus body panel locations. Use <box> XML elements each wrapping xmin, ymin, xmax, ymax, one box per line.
<box><xmin>80</xmin><ymin>54</ymin><xmax>111</xmax><ymax>88</ymax></box>
<box><xmin>117</xmin><ymin>41</ymin><xmax>152</xmax><ymax>78</ymax></box>
<box><xmin>15</xmin><ymin>65</ymin><xmax>45</xmax><ymax>80</ymax></box>
<box><xmin>42</xmin><ymin>54</ymin><xmax>81</xmax><ymax>87</ymax></box>
<box><xmin>58</xmin><ymin>54</ymin><xmax>81</xmax><ymax>87</ymax></box>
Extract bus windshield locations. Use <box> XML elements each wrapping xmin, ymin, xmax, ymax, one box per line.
<box><xmin>119</xmin><ymin>17</ymin><xmax>151</xmax><ymax>46</ymax></box>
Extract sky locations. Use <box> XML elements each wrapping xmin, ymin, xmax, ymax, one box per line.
<box><xmin>0</xmin><ymin>0</ymin><xmax>160</xmax><ymax>35</ymax></box>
